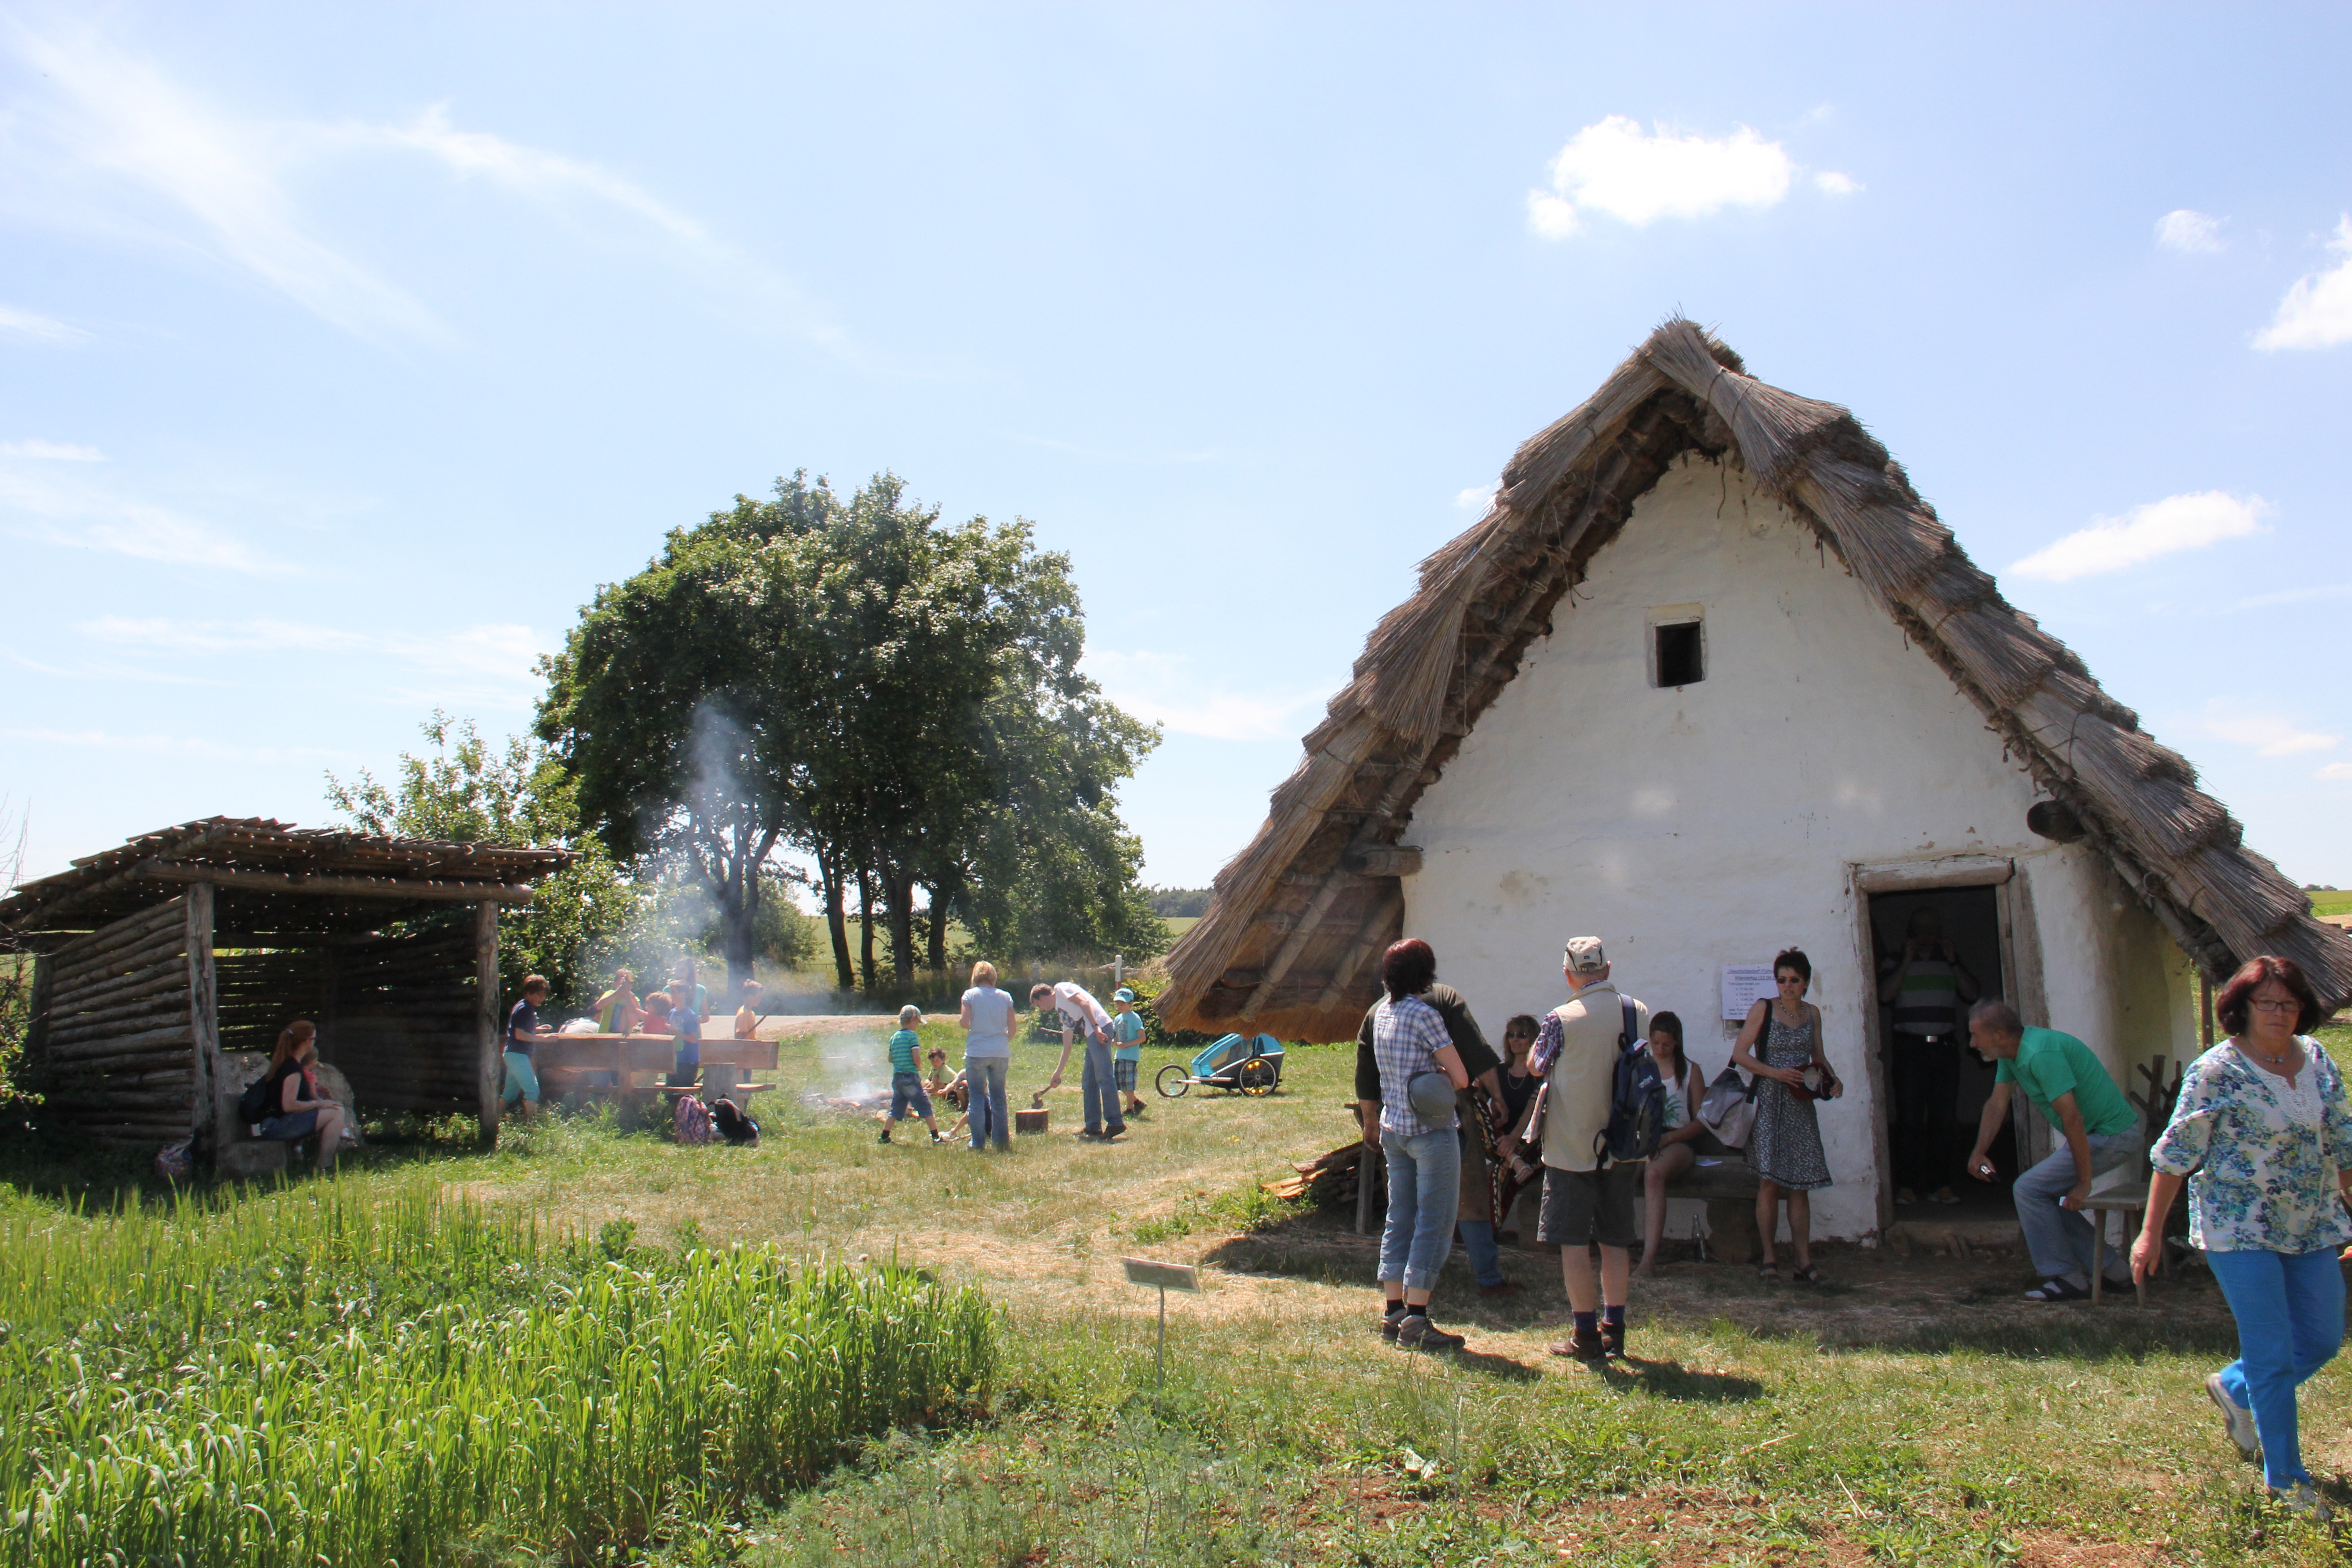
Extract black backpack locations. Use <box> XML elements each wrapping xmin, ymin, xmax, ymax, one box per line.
<box><xmin>1595</xmin><ymin>998</ymin><xmax>1667</xmax><ymax>1167</ymax></box>
<box><xmin>711</xmin><ymin>1097</ymin><xmax>760</xmax><ymax>1146</ymax></box>
<box><xmin>238</xmin><ymin>1068</ymin><xmax>279</xmax><ymax>1125</ymax></box>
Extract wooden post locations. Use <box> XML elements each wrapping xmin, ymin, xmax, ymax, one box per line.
<box><xmin>184</xmin><ymin>884</ymin><xmax>220</xmax><ymax>1157</ymax></box>
<box><xmin>475</xmin><ymin>901</ymin><xmax>502</xmax><ymax>1148</ymax></box>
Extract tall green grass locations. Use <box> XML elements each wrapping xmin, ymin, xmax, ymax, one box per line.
<box><xmin>0</xmin><ymin>1179</ymin><xmax>995</xmax><ymax>1565</ymax></box>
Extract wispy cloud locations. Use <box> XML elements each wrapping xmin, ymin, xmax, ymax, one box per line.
<box><xmin>0</xmin><ymin>462</ymin><xmax>286</xmax><ymax>573</ymax></box>
<box><xmin>77</xmin><ymin>616</ymin><xmax>547</xmax><ymax>706</ymax></box>
<box><xmin>1455</xmin><ymin>485</ymin><xmax>1496</xmax><ymax>511</ymax></box>
<box><xmin>2319</xmin><ymin>762</ymin><xmax>2352</xmax><ymax>783</ymax></box>
<box><xmin>2255</xmin><ymin>216</ymin><xmax>2352</xmax><ymax>351</ymax></box>
<box><xmin>12</xmin><ymin>27</ymin><xmax>451</xmax><ymax>346</ymax></box>
<box><xmin>2223</xmin><ymin>582</ymin><xmax>2352</xmax><ymax>614</ymax></box>
<box><xmin>0</xmin><ymin>304</ymin><xmax>88</xmax><ymax>343</ymax></box>
<box><xmin>0</xmin><ymin>439</ymin><xmax>102</xmax><ymax>461</ymax></box>
<box><xmin>1813</xmin><ymin>171</ymin><xmax>1862</xmax><ymax>196</ymax></box>
<box><xmin>1086</xmin><ymin>649</ymin><xmax>1332</xmax><ymax>742</ymax></box>
<box><xmin>2155</xmin><ymin>209</ymin><xmax>2225</xmax><ymax>253</ymax></box>
<box><xmin>2010</xmin><ymin>491</ymin><xmax>2268</xmax><ymax>582</ymax></box>
<box><xmin>1</xmin><ymin>727</ymin><xmax>361</xmax><ymax>764</ymax></box>
<box><xmin>6</xmin><ymin>28</ymin><xmax>845</xmax><ymax>350</ymax></box>
<box><xmin>1528</xmin><ymin>117</ymin><xmax>1795</xmax><ymax>239</ymax></box>
<box><xmin>2186</xmin><ymin>701</ymin><xmax>2341</xmax><ymax>759</ymax></box>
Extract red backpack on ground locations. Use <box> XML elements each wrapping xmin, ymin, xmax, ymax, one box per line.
<box><xmin>672</xmin><ymin>1094</ymin><xmax>715</xmax><ymax>1145</ymax></box>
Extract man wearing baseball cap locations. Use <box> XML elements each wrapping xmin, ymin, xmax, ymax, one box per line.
<box><xmin>1515</xmin><ymin>936</ymin><xmax>1650</xmax><ymax>1361</ymax></box>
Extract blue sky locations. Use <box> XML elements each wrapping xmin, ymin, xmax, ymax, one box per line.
<box><xmin>4</xmin><ymin>4</ymin><xmax>2349</xmax><ymax>894</ymax></box>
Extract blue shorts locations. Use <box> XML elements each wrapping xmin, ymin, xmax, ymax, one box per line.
<box><xmin>502</xmin><ymin>1051</ymin><xmax>540</xmax><ymax>1104</ymax></box>
<box><xmin>889</xmin><ymin>1071</ymin><xmax>933</xmax><ymax>1121</ymax></box>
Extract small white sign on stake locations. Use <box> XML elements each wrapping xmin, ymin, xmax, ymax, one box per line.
<box><xmin>1721</xmin><ymin>965</ymin><xmax>1776</xmax><ymax>1023</ymax></box>
<box><xmin>1121</xmin><ymin>1257</ymin><xmax>1200</xmax><ymax>1389</ymax></box>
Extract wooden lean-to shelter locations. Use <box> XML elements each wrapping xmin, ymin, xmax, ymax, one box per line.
<box><xmin>2</xmin><ymin>818</ymin><xmax>569</xmax><ymax>1163</ymax></box>
<box><xmin>1156</xmin><ymin>318</ymin><xmax>2352</xmax><ymax>1236</ymax></box>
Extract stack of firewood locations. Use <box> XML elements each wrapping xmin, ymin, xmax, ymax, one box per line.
<box><xmin>1262</xmin><ymin>1141</ymin><xmax>1364</xmax><ymax>1205</ymax></box>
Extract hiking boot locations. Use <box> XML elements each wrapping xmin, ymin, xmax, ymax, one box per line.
<box><xmin>1549</xmin><ymin>1328</ymin><xmax>1607</xmax><ymax>1362</ymax></box>
<box><xmin>1378</xmin><ymin>1306</ymin><xmax>1407</xmax><ymax>1341</ymax></box>
<box><xmin>2275</xmin><ymin>1482</ymin><xmax>2333</xmax><ymax>1521</ymax></box>
<box><xmin>1600</xmin><ymin>1318</ymin><xmax>1625</xmax><ymax>1358</ymax></box>
<box><xmin>1477</xmin><ymin>1280</ymin><xmax>1524</xmax><ymax>1301</ymax></box>
<box><xmin>1395</xmin><ymin>1314</ymin><xmax>1463</xmax><ymax>1352</ymax></box>
<box><xmin>2207</xmin><ymin>1373</ymin><xmax>2260</xmax><ymax>1460</ymax></box>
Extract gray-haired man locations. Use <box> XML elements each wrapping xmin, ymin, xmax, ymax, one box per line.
<box><xmin>1517</xmin><ymin>936</ymin><xmax>1649</xmax><ymax>1362</ymax></box>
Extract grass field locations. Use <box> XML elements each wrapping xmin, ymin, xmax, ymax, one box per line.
<box><xmin>6</xmin><ymin>1020</ymin><xmax>2352</xmax><ymax>1564</ymax></box>
<box><xmin>2308</xmin><ymin>889</ymin><xmax>2352</xmax><ymax>917</ymax></box>
<box><xmin>1162</xmin><ymin>914</ymin><xmax>1200</xmax><ymax>940</ymax></box>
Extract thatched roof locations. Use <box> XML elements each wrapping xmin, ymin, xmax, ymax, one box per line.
<box><xmin>0</xmin><ymin>817</ymin><xmax>571</xmax><ymax>935</ymax></box>
<box><xmin>1157</xmin><ymin>318</ymin><xmax>2352</xmax><ymax>1040</ymax></box>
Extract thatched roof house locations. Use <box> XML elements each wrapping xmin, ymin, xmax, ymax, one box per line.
<box><xmin>5</xmin><ymin>818</ymin><xmax>568</xmax><ymax>1161</ymax></box>
<box><xmin>1156</xmin><ymin>319</ymin><xmax>2352</xmax><ymax>1235</ymax></box>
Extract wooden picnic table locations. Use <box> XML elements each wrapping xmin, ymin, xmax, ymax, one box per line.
<box><xmin>531</xmin><ymin>1033</ymin><xmax>780</xmax><ymax>1105</ymax></box>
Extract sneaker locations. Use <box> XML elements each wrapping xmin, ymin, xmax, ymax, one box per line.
<box><xmin>1476</xmin><ymin>1280</ymin><xmax>1524</xmax><ymax>1301</ymax></box>
<box><xmin>2274</xmin><ymin>1482</ymin><xmax>2333</xmax><ymax>1521</ymax></box>
<box><xmin>1378</xmin><ymin>1306</ymin><xmax>1407</xmax><ymax>1341</ymax></box>
<box><xmin>1395</xmin><ymin>1314</ymin><xmax>1464</xmax><ymax>1352</ymax></box>
<box><xmin>877</xmin><ymin>1129</ymin><xmax>892</xmax><ymax>1144</ymax></box>
<box><xmin>2206</xmin><ymin>1373</ymin><xmax>2260</xmax><ymax>1460</ymax></box>
<box><xmin>1600</xmin><ymin>1318</ymin><xmax>1625</xmax><ymax>1358</ymax></box>
<box><xmin>1929</xmin><ymin>1187</ymin><xmax>1961</xmax><ymax>1205</ymax></box>
<box><xmin>1895</xmin><ymin>1187</ymin><xmax>1919</xmax><ymax>1206</ymax></box>
<box><xmin>929</xmin><ymin>1130</ymin><xmax>946</xmax><ymax>1145</ymax></box>
<box><xmin>2023</xmin><ymin>1277</ymin><xmax>2090</xmax><ymax>1303</ymax></box>
<box><xmin>1548</xmin><ymin>1328</ymin><xmax>1607</xmax><ymax>1362</ymax></box>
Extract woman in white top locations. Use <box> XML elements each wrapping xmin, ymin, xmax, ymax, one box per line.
<box><xmin>2135</xmin><ymin>954</ymin><xmax>2352</xmax><ymax>1519</ymax></box>
<box><xmin>1636</xmin><ymin>1010</ymin><xmax>1711</xmax><ymax>1278</ymax></box>
<box><xmin>958</xmin><ymin>960</ymin><xmax>1017</xmax><ymax>1152</ymax></box>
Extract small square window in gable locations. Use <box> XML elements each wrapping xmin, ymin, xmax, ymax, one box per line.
<box><xmin>1649</xmin><ymin>607</ymin><xmax>1705</xmax><ymax>688</ymax></box>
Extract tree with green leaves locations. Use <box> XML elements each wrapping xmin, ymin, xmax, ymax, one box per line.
<box><xmin>325</xmin><ymin>713</ymin><xmax>640</xmax><ymax>1007</ymax></box>
<box><xmin>540</xmin><ymin>470</ymin><xmax>1162</xmax><ymax>997</ymax></box>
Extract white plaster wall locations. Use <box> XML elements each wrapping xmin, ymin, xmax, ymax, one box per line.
<box><xmin>1401</xmin><ymin>454</ymin><xmax>2191</xmax><ymax>1239</ymax></box>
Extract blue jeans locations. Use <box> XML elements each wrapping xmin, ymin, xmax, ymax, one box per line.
<box><xmin>2208</xmin><ymin>1247</ymin><xmax>2347</xmax><ymax>1490</ymax></box>
<box><xmin>888</xmin><ymin>1071</ymin><xmax>933</xmax><ymax>1122</ymax></box>
<box><xmin>1377</xmin><ymin>1128</ymin><xmax>1461</xmax><ymax>1294</ymax></box>
<box><xmin>2013</xmin><ymin>1132</ymin><xmax>2139</xmax><ymax>1286</ymax></box>
<box><xmin>1081</xmin><ymin>1037</ymin><xmax>1126</xmax><ymax>1136</ymax></box>
<box><xmin>966</xmin><ymin>1057</ymin><xmax>1010</xmax><ymax>1151</ymax></box>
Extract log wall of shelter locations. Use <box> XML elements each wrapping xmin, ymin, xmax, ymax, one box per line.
<box><xmin>213</xmin><ymin>927</ymin><xmax>480</xmax><ymax>1117</ymax></box>
<box><xmin>32</xmin><ymin>897</ymin><xmax>195</xmax><ymax>1146</ymax></box>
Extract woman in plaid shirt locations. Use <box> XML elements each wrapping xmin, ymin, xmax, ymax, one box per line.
<box><xmin>1362</xmin><ymin>938</ymin><xmax>1473</xmax><ymax>1352</ymax></box>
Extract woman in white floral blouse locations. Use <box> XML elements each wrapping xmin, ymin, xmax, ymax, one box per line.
<box><xmin>2134</xmin><ymin>954</ymin><xmax>2352</xmax><ymax>1520</ymax></box>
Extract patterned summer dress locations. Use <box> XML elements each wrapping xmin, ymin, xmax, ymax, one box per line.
<box><xmin>1749</xmin><ymin>1008</ymin><xmax>1832</xmax><ymax>1191</ymax></box>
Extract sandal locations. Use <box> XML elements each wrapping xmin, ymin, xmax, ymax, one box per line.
<box><xmin>1789</xmin><ymin>1264</ymin><xmax>1823</xmax><ymax>1284</ymax></box>
<box><xmin>1756</xmin><ymin>1262</ymin><xmax>1780</xmax><ymax>1281</ymax></box>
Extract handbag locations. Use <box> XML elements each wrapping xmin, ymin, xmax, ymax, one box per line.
<box><xmin>1698</xmin><ymin>1064</ymin><xmax>1759</xmax><ymax>1151</ymax></box>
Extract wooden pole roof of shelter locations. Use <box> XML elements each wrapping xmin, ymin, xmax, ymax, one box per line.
<box><xmin>1155</xmin><ymin>318</ymin><xmax>2352</xmax><ymax>1041</ymax></box>
<box><xmin>0</xmin><ymin>817</ymin><xmax>573</xmax><ymax>936</ymax></box>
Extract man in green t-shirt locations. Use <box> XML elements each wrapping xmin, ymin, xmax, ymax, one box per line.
<box><xmin>1965</xmin><ymin>1000</ymin><xmax>2140</xmax><ymax>1303</ymax></box>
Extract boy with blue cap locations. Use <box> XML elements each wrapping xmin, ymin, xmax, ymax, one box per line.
<box><xmin>1111</xmin><ymin>988</ymin><xmax>1147</xmax><ymax>1119</ymax></box>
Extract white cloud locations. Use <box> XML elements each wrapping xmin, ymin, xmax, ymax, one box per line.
<box><xmin>2155</xmin><ymin>209</ymin><xmax>2225</xmax><ymax>253</ymax></box>
<box><xmin>5</xmin><ymin>30</ymin><xmax>844</xmax><ymax>350</ymax></box>
<box><xmin>1455</xmin><ymin>485</ymin><xmax>1496</xmax><ymax>511</ymax></box>
<box><xmin>79</xmin><ymin>615</ymin><xmax>544</xmax><ymax>691</ymax></box>
<box><xmin>2319</xmin><ymin>762</ymin><xmax>2352</xmax><ymax>782</ymax></box>
<box><xmin>2255</xmin><ymin>216</ymin><xmax>2352</xmax><ymax>351</ymax></box>
<box><xmin>1813</xmin><ymin>171</ymin><xmax>1862</xmax><ymax>196</ymax></box>
<box><xmin>1527</xmin><ymin>116</ymin><xmax>1793</xmax><ymax>238</ymax></box>
<box><xmin>1</xmin><ymin>727</ymin><xmax>359</xmax><ymax>764</ymax></box>
<box><xmin>2009</xmin><ymin>491</ymin><xmax>2269</xmax><ymax>582</ymax></box>
<box><xmin>2187</xmin><ymin>702</ymin><xmax>2340</xmax><ymax>759</ymax></box>
<box><xmin>1085</xmin><ymin>649</ymin><xmax>1332</xmax><ymax>742</ymax></box>
<box><xmin>0</xmin><ymin>304</ymin><xmax>88</xmax><ymax>343</ymax></box>
<box><xmin>0</xmin><ymin>439</ymin><xmax>103</xmax><ymax>461</ymax></box>
<box><xmin>0</xmin><ymin>464</ymin><xmax>285</xmax><ymax>573</ymax></box>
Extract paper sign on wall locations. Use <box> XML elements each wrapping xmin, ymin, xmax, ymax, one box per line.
<box><xmin>1721</xmin><ymin>965</ymin><xmax>1776</xmax><ymax>1022</ymax></box>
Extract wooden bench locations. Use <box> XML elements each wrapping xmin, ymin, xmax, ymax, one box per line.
<box><xmin>533</xmin><ymin>1036</ymin><xmax>779</xmax><ymax>1113</ymax></box>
